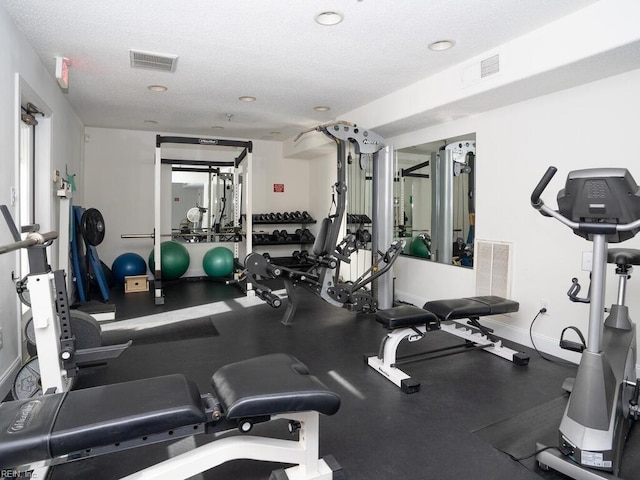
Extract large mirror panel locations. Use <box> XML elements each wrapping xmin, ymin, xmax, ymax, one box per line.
<box><xmin>163</xmin><ymin>144</ymin><xmax>243</xmax><ymax>243</ymax></box>
<box><xmin>171</xmin><ymin>167</ymin><xmax>237</xmax><ymax>242</ymax></box>
<box><xmin>395</xmin><ymin>133</ymin><xmax>476</xmax><ymax>267</ymax></box>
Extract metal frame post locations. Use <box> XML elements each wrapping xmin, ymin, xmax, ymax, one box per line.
<box><xmin>373</xmin><ymin>145</ymin><xmax>394</xmax><ymax>310</ymax></box>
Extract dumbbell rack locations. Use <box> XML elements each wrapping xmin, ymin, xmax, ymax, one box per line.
<box><xmin>252</xmin><ymin>211</ymin><xmax>316</xmax><ymax>268</ymax></box>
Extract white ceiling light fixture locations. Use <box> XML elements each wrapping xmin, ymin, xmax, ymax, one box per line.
<box><xmin>143</xmin><ymin>119</ymin><xmax>158</xmax><ymax>124</ymax></box>
<box><xmin>315</xmin><ymin>11</ymin><xmax>343</xmax><ymax>26</ymax></box>
<box><xmin>428</xmin><ymin>40</ymin><xmax>455</xmax><ymax>51</ymax></box>
<box><xmin>314</xmin><ymin>106</ymin><xmax>331</xmax><ymax>112</ymax></box>
<box><xmin>211</xmin><ymin>125</ymin><xmax>224</xmax><ymax>130</ymax></box>
<box><xmin>239</xmin><ymin>96</ymin><xmax>256</xmax><ymax>102</ymax></box>
<box><xmin>147</xmin><ymin>84</ymin><xmax>168</xmax><ymax>92</ymax></box>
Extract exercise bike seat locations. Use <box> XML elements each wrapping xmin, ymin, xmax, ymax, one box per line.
<box><xmin>607</xmin><ymin>248</ymin><xmax>640</xmax><ymax>266</ymax></box>
<box><xmin>212</xmin><ymin>353</ymin><xmax>341</xmax><ymax>418</ymax></box>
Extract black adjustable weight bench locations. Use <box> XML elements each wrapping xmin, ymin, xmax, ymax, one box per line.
<box><xmin>0</xmin><ymin>353</ymin><xmax>343</xmax><ymax>480</ymax></box>
<box><xmin>367</xmin><ymin>296</ymin><xmax>529</xmax><ymax>393</ymax></box>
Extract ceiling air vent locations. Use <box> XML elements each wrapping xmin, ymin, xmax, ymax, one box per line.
<box><xmin>129</xmin><ymin>50</ymin><xmax>178</xmax><ymax>72</ymax></box>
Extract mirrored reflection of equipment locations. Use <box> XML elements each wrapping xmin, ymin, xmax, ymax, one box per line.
<box><xmin>431</xmin><ymin>140</ymin><xmax>475</xmax><ymax>266</ymax></box>
<box><xmin>531</xmin><ymin>166</ymin><xmax>640</xmax><ymax>479</ymax></box>
<box><xmin>245</xmin><ymin>122</ymin><xmax>403</xmax><ymax>324</ymax></box>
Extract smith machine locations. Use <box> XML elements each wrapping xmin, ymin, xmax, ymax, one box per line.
<box><xmin>245</xmin><ymin>122</ymin><xmax>403</xmax><ymax>324</ymax></box>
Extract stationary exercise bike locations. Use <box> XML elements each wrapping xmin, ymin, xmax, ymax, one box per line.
<box><xmin>531</xmin><ymin>166</ymin><xmax>640</xmax><ymax>479</ymax></box>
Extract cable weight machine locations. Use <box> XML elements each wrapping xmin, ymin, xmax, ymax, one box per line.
<box><xmin>245</xmin><ymin>122</ymin><xmax>403</xmax><ymax>324</ymax></box>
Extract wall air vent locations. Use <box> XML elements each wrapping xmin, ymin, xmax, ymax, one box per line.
<box><xmin>480</xmin><ymin>54</ymin><xmax>500</xmax><ymax>78</ymax></box>
<box><xmin>475</xmin><ymin>240</ymin><xmax>512</xmax><ymax>299</ymax></box>
<box><xmin>129</xmin><ymin>50</ymin><xmax>178</xmax><ymax>72</ymax></box>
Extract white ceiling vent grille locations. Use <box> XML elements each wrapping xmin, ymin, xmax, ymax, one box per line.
<box><xmin>129</xmin><ymin>50</ymin><xmax>178</xmax><ymax>72</ymax></box>
<box><xmin>475</xmin><ymin>240</ymin><xmax>512</xmax><ymax>299</ymax></box>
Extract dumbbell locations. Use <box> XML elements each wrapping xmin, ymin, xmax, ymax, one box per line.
<box><xmin>356</xmin><ymin>229</ymin><xmax>371</xmax><ymax>243</ymax></box>
<box><xmin>275</xmin><ymin>212</ymin><xmax>283</xmax><ymax>221</ymax></box>
<box><xmin>301</xmin><ymin>228</ymin><xmax>313</xmax><ymax>242</ymax></box>
<box><xmin>301</xmin><ymin>211</ymin><xmax>312</xmax><ymax>222</ymax></box>
<box><xmin>283</xmin><ymin>212</ymin><xmax>291</xmax><ymax>221</ymax></box>
<box><xmin>292</xmin><ymin>250</ymin><xmax>301</xmax><ymax>261</ymax></box>
<box><xmin>271</xmin><ymin>230</ymin><xmax>280</xmax><ymax>242</ymax></box>
<box><xmin>292</xmin><ymin>211</ymin><xmax>302</xmax><ymax>221</ymax></box>
<box><xmin>262</xmin><ymin>252</ymin><xmax>271</xmax><ymax>259</ymax></box>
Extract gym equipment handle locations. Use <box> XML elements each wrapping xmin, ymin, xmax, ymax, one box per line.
<box><xmin>530</xmin><ymin>166</ymin><xmax>557</xmax><ymax>208</ymax></box>
<box><xmin>0</xmin><ymin>231</ymin><xmax>59</xmax><ymax>255</ymax></box>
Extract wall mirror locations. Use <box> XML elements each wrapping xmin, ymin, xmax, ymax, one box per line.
<box><xmin>164</xmin><ymin>144</ymin><xmax>242</xmax><ymax>243</ymax></box>
<box><xmin>171</xmin><ymin>167</ymin><xmax>237</xmax><ymax>242</ymax></box>
<box><xmin>395</xmin><ymin>133</ymin><xmax>476</xmax><ymax>267</ymax></box>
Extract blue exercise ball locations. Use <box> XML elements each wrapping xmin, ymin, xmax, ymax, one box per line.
<box><xmin>111</xmin><ymin>252</ymin><xmax>147</xmax><ymax>284</ymax></box>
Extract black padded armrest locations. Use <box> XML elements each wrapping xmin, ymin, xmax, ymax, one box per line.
<box><xmin>212</xmin><ymin>353</ymin><xmax>340</xmax><ymax>419</ymax></box>
<box><xmin>0</xmin><ymin>394</ymin><xmax>65</xmax><ymax>468</ymax></box>
<box><xmin>423</xmin><ymin>296</ymin><xmax>519</xmax><ymax>320</ymax></box>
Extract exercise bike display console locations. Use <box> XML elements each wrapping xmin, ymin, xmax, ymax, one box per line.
<box><xmin>531</xmin><ymin>166</ymin><xmax>640</xmax><ymax>479</ymax></box>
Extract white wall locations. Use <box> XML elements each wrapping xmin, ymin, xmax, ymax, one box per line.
<box><xmin>0</xmin><ymin>5</ymin><xmax>84</xmax><ymax>397</ymax></box>
<box><xmin>83</xmin><ymin>128</ymin><xmax>312</xmax><ymax>274</ymax></box>
<box><xmin>387</xmin><ymin>68</ymin><xmax>640</xmax><ymax>363</ymax></box>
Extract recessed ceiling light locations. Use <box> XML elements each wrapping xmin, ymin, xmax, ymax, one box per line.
<box><xmin>314</xmin><ymin>106</ymin><xmax>331</xmax><ymax>112</ymax></box>
<box><xmin>270</xmin><ymin>131</ymin><xmax>281</xmax><ymax>135</ymax></box>
<box><xmin>211</xmin><ymin>125</ymin><xmax>224</xmax><ymax>130</ymax></box>
<box><xmin>239</xmin><ymin>96</ymin><xmax>256</xmax><ymax>102</ymax></box>
<box><xmin>315</xmin><ymin>11</ymin><xmax>343</xmax><ymax>26</ymax></box>
<box><xmin>428</xmin><ymin>40</ymin><xmax>455</xmax><ymax>51</ymax></box>
<box><xmin>147</xmin><ymin>84</ymin><xmax>168</xmax><ymax>92</ymax></box>
<box><xmin>143</xmin><ymin>119</ymin><xmax>158</xmax><ymax>124</ymax></box>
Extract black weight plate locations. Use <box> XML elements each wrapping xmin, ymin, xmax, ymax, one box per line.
<box><xmin>12</xmin><ymin>357</ymin><xmax>42</xmax><ymax>399</ymax></box>
<box><xmin>81</xmin><ymin>208</ymin><xmax>106</xmax><ymax>246</ymax></box>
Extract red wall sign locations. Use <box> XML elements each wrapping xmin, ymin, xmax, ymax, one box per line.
<box><xmin>273</xmin><ymin>183</ymin><xmax>285</xmax><ymax>193</ymax></box>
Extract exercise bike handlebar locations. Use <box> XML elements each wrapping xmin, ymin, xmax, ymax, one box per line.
<box><xmin>0</xmin><ymin>231</ymin><xmax>59</xmax><ymax>255</ymax></box>
<box><xmin>530</xmin><ymin>166</ymin><xmax>557</xmax><ymax>207</ymax></box>
<box><xmin>531</xmin><ymin>166</ymin><xmax>640</xmax><ymax>234</ymax></box>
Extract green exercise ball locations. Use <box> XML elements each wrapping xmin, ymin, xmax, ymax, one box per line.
<box><xmin>203</xmin><ymin>246</ymin><xmax>234</xmax><ymax>278</ymax></box>
<box><xmin>148</xmin><ymin>241</ymin><xmax>190</xmax><ymax>280</ymax></box>
<box><xmin>410</xmin><ymin>235</ymin><xmax>431</xmax><ymax>259</ymax></box>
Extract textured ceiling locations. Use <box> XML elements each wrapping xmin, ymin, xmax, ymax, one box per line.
<box><xmin>2</xmin><ymin>0</ymin><xmax>600</xmax><ymax>140</ymax></box>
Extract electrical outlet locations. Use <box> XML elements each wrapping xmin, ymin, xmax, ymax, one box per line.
<box><xmin>540</xmin><ymin>299</ymin><xmax>551</xmax><ymax>314</ymax></box>
<box><xmin>582</xmin><ymin>251</ymin><xmax>593</xmax><ymax>271</ymax></box>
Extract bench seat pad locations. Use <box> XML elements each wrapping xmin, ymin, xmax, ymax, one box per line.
<box><xmin>212</xmin><ymin>353</ymin><xmax>340</xmax><ymax>418</ymax></box>
<box><xmin>423</xmin><ymin>296</ymin><xmax>519</xmax><ymax>320</ymax></box>
<box><xmin>375</xmin><ymin>305</ymin><xmax>439</xmax><ymax>329</ymax></box>
<box><xmin>0</xmin><ymin>374</ymin><xmax>206</xmax><ymax>469</ymax></box>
